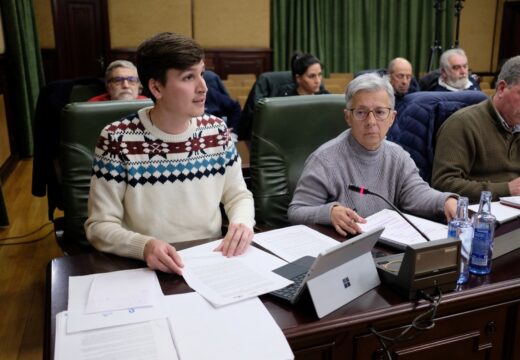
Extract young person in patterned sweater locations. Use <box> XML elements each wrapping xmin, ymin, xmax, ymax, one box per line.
<box><xmin>85</xmin><ymin>32</ymin><xmax>255</xmax><ymax>275</ymax></box>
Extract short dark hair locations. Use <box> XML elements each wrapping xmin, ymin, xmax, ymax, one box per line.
<box><xmin>136</xmin><ymin>32</ymin><xmax>204</xmax><ymax>100</ymax></box>
<box><xmin>290</xmin><ymin>52</ymin><xmax>322</xmax><ymax>82</ymax></box>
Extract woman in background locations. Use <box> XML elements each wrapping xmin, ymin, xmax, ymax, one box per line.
<box><xmin>278</xmin><ymin>52</ymin><xmax>329</xmax><ymax>96</ymax></box>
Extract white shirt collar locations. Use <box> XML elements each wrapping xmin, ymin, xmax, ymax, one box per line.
<box><xmin>492</xmin><ymin>100</ymin><xmax>520</xmax><ymax>134</ymax></box>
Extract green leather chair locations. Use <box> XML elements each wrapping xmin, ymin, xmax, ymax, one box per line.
<box><xmin>238</xmin><ymin>71</ymin><xmax>328</xmax><ymax>140</ymax></box>
<box><xmin>250</xmin><ymin>95</ymin><xmax>348</xmax><ymax>228</ymax></box>
<box><xmin>58</xmin><ymin>100</ymin><xmax>153</xmax><ymax>254</ymax></box>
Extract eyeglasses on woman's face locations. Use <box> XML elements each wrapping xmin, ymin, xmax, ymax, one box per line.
<box><xmin>347</xmin><ymin>107</ymin><xmax>392</xmax><ymax>122</ymax></box>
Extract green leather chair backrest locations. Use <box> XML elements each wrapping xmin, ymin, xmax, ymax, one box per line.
<box><xmin>238</xmin><ymin>71</ymin><xmax>327</xmax><ymax>140</ymax></box>
<box><xmin>250</xmin><ymin>95</ymin><xmax>348</xmax><ymax>227</ymax></box>
<box><xmin>69</xmin><ymin>81</ymin><xmax>106</xmax><ymax>102</ymax></box>
<box><xmin>59</xmin><ymin>100</ymin><xmax>153</xmax><ymax>250</ymax></box>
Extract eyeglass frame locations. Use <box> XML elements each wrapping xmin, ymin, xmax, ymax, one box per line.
<box><xmin>107</xmin><ymin>76</ymin><xmax>140</xmax><ymax>85</ymax></box>
<box><xmin>347</xmin><ymin>107</ymin><xmax>394</xmax><ymax>122</ymax></box>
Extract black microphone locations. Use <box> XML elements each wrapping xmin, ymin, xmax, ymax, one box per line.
<box><xmin>348</xmin><ymin>184</ymin><xmax>431</xmax><ymax>242</ymax></box>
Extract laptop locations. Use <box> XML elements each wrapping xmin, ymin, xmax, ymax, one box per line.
<box><xmin>270</xmin><ymin>227</ymin><xmax>384</xmax><ymax>318</ymax></box>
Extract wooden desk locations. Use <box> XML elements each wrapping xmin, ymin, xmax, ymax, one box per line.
<box><xmin>45</xmin><ymin>224</ymin><xmax>520</xmax><ymax>359</ymax></box>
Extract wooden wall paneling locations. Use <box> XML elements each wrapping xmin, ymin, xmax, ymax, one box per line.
<box><xmin>204</xmin><ymin>48</ymin><xmax>272</xmax><ymax>79</ymax></box>
<box><xmin>498</xmin><ymin>2</ymin><xmax>520</xmax><ymax>65</ymax></box>
<box><xmin>108</xmin><ymin>0</ymin><xmax>192</xmax><ymax>49</ymax></box>
<box><xmin>193</xmin><ymin>0</ymin><xmax>270</xmax><ymax>48</ymax></box>
<box><xmin>458</xmin><ymin>0</ymin><xmax>497</xmax><ymax>72</ymax></box>
<box><xmin>41</xmin><ymin>46</ymin><xmax>272</xmax><ymax>83</ymax></box>
<box><xmin>104</xmin><ymin>48</ymin><xmax>273</xmax><ymax>80</ymax></box>
<box><xmin>106</xmin><ymin>48</ymin><xmax>137</xmax><ymax>65</ymax></box>
<box><xmin>52</xmin><ymin>0</ymin><xmax>110</xmax><ymax>79</ymax></box>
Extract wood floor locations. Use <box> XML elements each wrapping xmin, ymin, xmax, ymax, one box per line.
<box><xmin>0</xmin><ymin>158</ymin><xmax>63</xmax><ymax>360</ymax></box>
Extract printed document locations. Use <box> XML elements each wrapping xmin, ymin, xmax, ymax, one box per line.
<box><xmin>359</xmin><ymin>209</ymin><xmax>448</xmax><ymax>249</ymax></box>
<box><xmin>167</xmin><ymin>292</ymin><xmax>294</xmax><ymax>360</ymax></box>
<box><xmin>469</xmin><ymin>201</ymin><xmax>520</xmax><ymax>224</ymax></box>
<box><xmin>86</xmin><ymin>268</ymin><xmax>159</xmax><ymax>314</ymax></box>
<box><xmin>55</xmin><ymin>312</ymin><xmax>177</xmax><ymax>360</ymax></box>
<box><xmin>499</xmin><ymin>196</ymin><xmax>520</xmax><ymax>209</ymax></box>
<box><xmin>67</xmin><ymin>268</ymin><xmax>166</xmax><ymax>333</ymax></box>
<box><xmin>253</xmin><ymin>225</ymin><xmax>340</xmax><ymax>262</ymax></box>
<box><xmin>179</xmin><ymin>240</ymin><xmax>291</xmax><ymax>307</ymax></box>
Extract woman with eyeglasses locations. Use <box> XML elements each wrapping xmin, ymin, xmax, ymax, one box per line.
<box><xmin>88</xmin><ymin>60</ymin><xmax>149</xmax><ymax>101</ymax></box>
<box><xmin>276</xmin><ymin>52</ymin><xmax>329</xmax><ymax>96</ymax></box>
<box><xmin>288</xmin><ymin>73</ymin><xmax>457</xmax><ymax>236</ymax></box>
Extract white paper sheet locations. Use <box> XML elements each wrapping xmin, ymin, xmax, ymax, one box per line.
<box><xmin>67</xmin><ymin>269</ymin><xmax>166</xmax><ymax>333</ymax></box>
<box><xmin>253</xmin><ymin>225</ymin><xmax>340</xmax><ymax>262</ymax></box>
<box><xmin>55</xmin><ymin>312</ymin><xmax>178</xmax><ymax>360</ymax></box>
<box><xmin>359</xmin><ymin>209</ymin><xmax>448</xmax><ymax>248</ymax></box>
<box><xmin>86</xmin><ymin>268</ymin><xmax>158</xmax><ymax>314</ymax></box>
<box><xmin>179</xmin><ymin>240</ymin><xmax>292</xmax><ymax>306</ymax></box>
<box><xmin>180</xmin><ymin>239</ymin><xmax>287</xmax><ymax>271</ymax></box>
<box><xmin>166</xmin><ymin>293</ymin><xmax>294</xmax><ymax>360</ymax></box>
<box><xmin>499</xmin><ymin>196</ymin><xmax>520</xmax><ymax>209</ymax></box>
<box><xmin>469</xmin><ymin>201</ymin><xmax>520</xmax><ymax>224</ymax></box>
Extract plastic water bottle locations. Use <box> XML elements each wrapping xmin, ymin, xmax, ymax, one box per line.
<box><xmin>469</xmin><ymin>191</ymin><xmax>496</xmax><ymax>275</ymax></box>
<box><xmin>447</xmin><ymin>197</ymin><xmax>473</xmax><ymax>284</ymax></box>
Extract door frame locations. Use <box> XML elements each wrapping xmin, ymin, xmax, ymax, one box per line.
<box><xmin>51</xmin><ymin>0</ymin><xmax>110</xmax><ymax>79</ymax></box>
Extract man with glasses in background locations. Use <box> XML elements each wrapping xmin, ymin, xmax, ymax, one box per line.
<box><xmin>89</xmin><ymin>60</ymin><xmax>149</xmax><ymax>101</ymax></box>
<box><xmin>288</xmin><ymin>73</ymin><xmax>456</xmax><ymax>236</ymax></box>
<box><xmin>431</xmin><ymin>48</ymin><xmax>480</xmax><ymax>92</ymax></box>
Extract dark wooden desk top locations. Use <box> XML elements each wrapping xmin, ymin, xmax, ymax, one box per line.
<box><xmin>44</xmin><ymin>222</ymin><xmax>520</xmax><ymax>360</ymax></box>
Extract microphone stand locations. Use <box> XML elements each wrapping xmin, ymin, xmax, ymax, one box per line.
<box><xmin>427</xmin><ymin>0</ymin><xmax>444</xmax><ymax>72</ymax></box>
<box><xmin>348</xmin><ymin>185</ymin><xmax>431</xmax><ymax>242</ymax></box>
<box><xmin>452</xmin><ymin>0</ymin><xmax>465</xmax><ymax>48</ymax></box>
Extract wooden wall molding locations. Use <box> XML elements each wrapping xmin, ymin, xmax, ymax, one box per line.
<box><xmin>203</xmin><ymin>48</ymin><xmax>272</xmax><ymax>79</ymax></box>
<box><xmin>42</xmin><ymin>47</ymin><xmax>273</xmax><ymax>82</ymax></box>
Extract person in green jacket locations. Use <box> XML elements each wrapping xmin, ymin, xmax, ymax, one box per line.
<box><xmin>432</xmin><ymin>55</ymin><xmax>520</xmax><ymax>203</ymax></box>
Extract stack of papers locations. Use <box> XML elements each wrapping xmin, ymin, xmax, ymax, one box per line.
<box><xmin>67</xmin><ymin>268</ymin><xmax>166</xmax><ymax>333</ymax></box>
<box><xmin>359</xmin><ymin>209</ymin><xmax>449</xmax><ymax>250</ymax></box>
<box><xmin>469</xmin><ymin>201</ymin><xmax>520</xmax><ymax>224</ymax></box>
<box><xmin>253</xmin><ymin>225</ymin><xmax>340</xmax><ymax>262</ymax></box>
<box><xmin>55</xmin><ymin>247</ymin><xmax>295</xmax><ymax>359</ymax></box>
<box><xmin>55</xmin><ymin>314</ymin><xmax>177</xmax><ymax>360</ymax></box>
<box><xmin>500</xmin><ymin>196</ymin><xmax>520</xmax><ymax>209</ymax></box>
<box><xmin>167</xmin><ymin>292</ymin><xmax>293</xmax><ymax>360</ymax></box>
<box><xmin>179</xmin><ymin>240</ymin><xmax>291</xmax><ymax>307</ymax></box>
<box><xmin>56</xmin><ymin>268</ymin><xmax>176</xmax><ymax>360</ymax></box>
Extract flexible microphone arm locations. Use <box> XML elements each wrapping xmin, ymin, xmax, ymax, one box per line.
<box><xmin>348</xmin><ymin>184</ymin><xmax>431</xmax><ymax>242</ymax></box>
